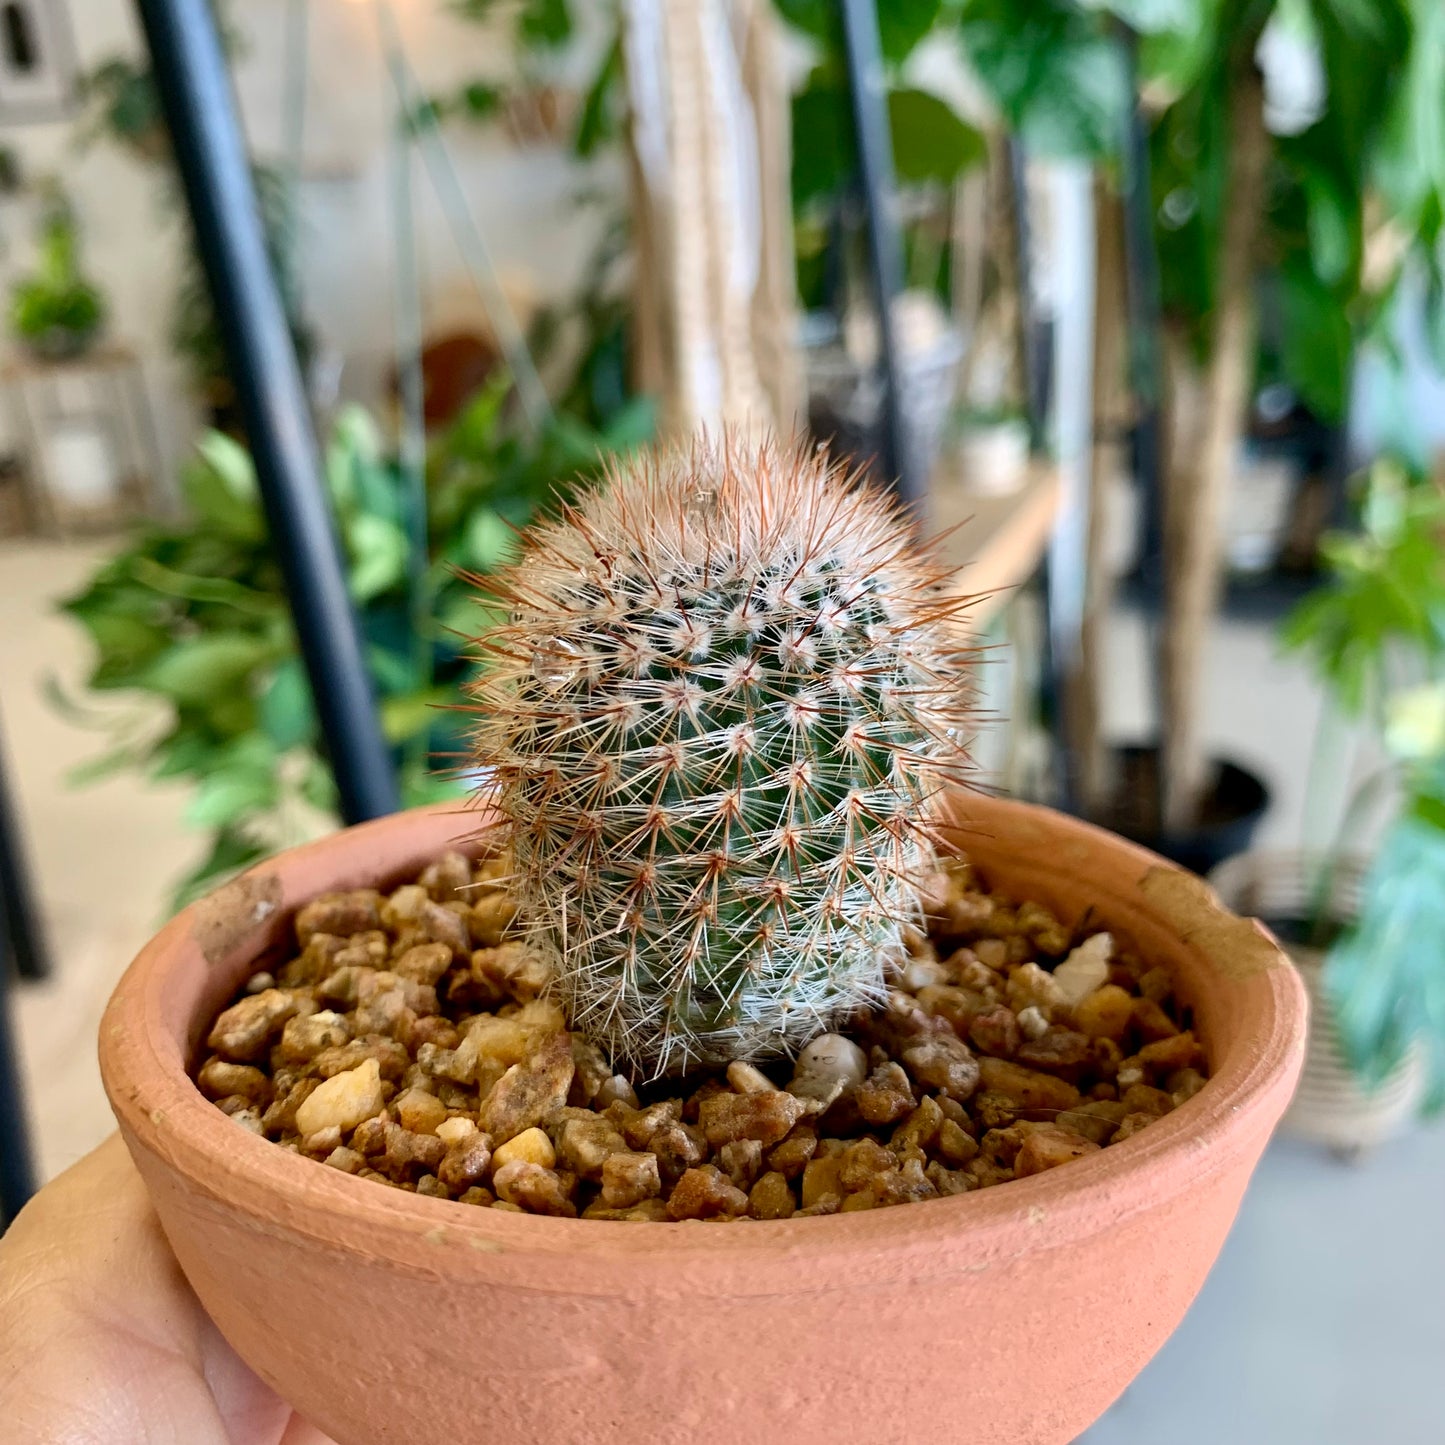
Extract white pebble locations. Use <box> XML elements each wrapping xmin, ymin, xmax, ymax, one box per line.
<box><xmin>1052</xmin><ymin>933</ymin><xmax>1113</xmax><ymax>1007</ymax></box>
<box><xmin>796</xmin><ymin>1033</ymin><xmax>868</xmax><ymax>1085</ymax></box>
<box><xmin>788</xmin><ymin>1033</ymin><xmax>868</xmax><ymax>1105</ymax></box>
<box><xmin>726</xmin><ymin>1061</ymin><xmax>777</xmax><ymax>1094</ymax></box>
<box><xmin>294</xmin><ymin>1057</ymin><xmax>385</xmax><ymax>1136</ymax></box>
<box><xmin>901</xmin><ymin>956</ymin><xmax>949</xmax><ymax>992</ymax></box>
<box><xmin>435</xmin><ymin>1117</ymin><xmax>478</xmax><ymax>1146</ymax></box>
<box><xmin>1017</xmin><ymin>1005</ymin><xmax>1051</xmax><ymax>1040</ymax></box>
<box><xmin>594</xmin><ymin>1075</ymin><xmax>640</xmax><ymax>1110</ymax></box>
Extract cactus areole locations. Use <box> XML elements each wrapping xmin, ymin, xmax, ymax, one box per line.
<box><xmin>469</xmin><ymin>435</ymin><xmax>975</xmax><ymax>1075</ymax></box>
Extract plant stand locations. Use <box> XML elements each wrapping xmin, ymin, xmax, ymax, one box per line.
<box><xmin>1209</xmin><ymin>851</ymin><xmax>1426</xmax><ymax>1156</ymax></box>
<box><xmin>1</xmin><ymin>346</ymin><xmax>166</xmax><ymax>537</ymax></box>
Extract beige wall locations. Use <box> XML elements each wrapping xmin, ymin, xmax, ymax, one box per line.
<box><xmin>0</xmin><ymin>0</ymin><xmax>621</xmax><ymax>496</ymax></box>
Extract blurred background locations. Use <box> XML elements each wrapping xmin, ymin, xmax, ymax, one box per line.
<box><xmin>0</xmin><ymin>1</ymin><xmax>1441</xmax><ymax>1438</ymax></box>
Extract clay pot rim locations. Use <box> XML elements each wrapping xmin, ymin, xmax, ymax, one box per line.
<box><xmin>100</xmin><ymin>794</ymin><xmax>1305</xmax><ymax>1296</ymax></box>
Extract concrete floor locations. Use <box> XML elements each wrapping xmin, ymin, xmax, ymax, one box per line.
<box><xmin>2</xmin><ymin>537</ymin><xmax>1442</xmax><ymax>1440</ymax></box>
<box><xmin>2</xmin><ymin>539</ymin><xmax>197</xmax><ymax>1180</ymax></box>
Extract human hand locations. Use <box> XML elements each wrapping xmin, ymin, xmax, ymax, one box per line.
<box><xmin>0</xmin><ymin>1134</ymin><xmax>334</xmax><ymax>1445</ymax></box>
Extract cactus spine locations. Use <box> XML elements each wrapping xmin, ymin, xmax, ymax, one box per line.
<box><xmin>469</xmin><ymin>434</ymin><xmax>974</xmax><ymax>1075</ymax></box>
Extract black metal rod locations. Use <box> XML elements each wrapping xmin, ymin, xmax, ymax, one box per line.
<box><xmin>1118</xmin><ymin>28</ymin><xmax>1166</xmax><ymax>612</ymax></box>
<box><xmin>839</xmin><ymin>0</ymin><xmax>920</xmax><ymax>511</ymax></box>
<box><xmin>0</xmin><ymin>930</ymin><xmax>38</xmax><ymax>1227</ymax></box>
<box><xmin>1116</xmin><ymin>24</ymin><xmax>1168</xmax><ymax>838</ymax></box>
<box><xmin>999</xmin><ymin>139</ymin><xmax>1074</xmax><ymax>810</ymax></box>
<box><xmin>136</xmin><ymin>0</ymin><xmax>400</xmax><ymax>824</ymax></box>
<box><xmin>0</xmin><ymin>713</ymin><xmax>48</xmax><ymax>981</ymax></box>
<box><xmin>1007</xmin><ymin>138</ymin><xmax>1050</xmax><ymax>456</ymax></box>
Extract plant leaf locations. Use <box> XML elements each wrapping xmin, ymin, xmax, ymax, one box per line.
<box><xmin>887</xmin><ymin>88</ymin><xmax>987</xmax><ymax>186</ymax></box>
<box><xmin>463</xmin><ymin>508</ymin><xmax>520</xmax><ymax>572</ymax></box>
<box><xmin>1326</xmin><ymin>814</ymin><xmax>1445</xmax><ymax>1112</ymax></box>
<box><xmin>347</xmin><ymin>513</ymin><xmax>411</xmax><ymax>603</ymax></box>
<box><xmin>381</xmin><ymin>688</ymin><xmax>452</xmax><ymax>745</ymax></box>
<box><xmin>879</xmin><ymin>0</ymin><xmax>943</xmax><ymax>63</ymax></box>
<box><xmin>183</xmin><ymin>431</ymin><xmax>264</xmax><ymax>541</ymax></box>
<box><xmin>573</xmin><ymin>36</ymin><xmax>622</xmax><ymax>158</ymax></box>
<box><xmin>259</xmin><ymin>657</ymin><xmax>316</xmax><ymax>751</ymax></box>
<box><xmin>517</xmin><ymin>0</ymin><xmax>571</xmax><ymax>47</ymax></box>
<box><xmin>67</xmin><ymin>744</ymin><xmax>149</xmax><ymax>787</ymax></box>
<box><xmin>186</xmin><ymin>765</ymin><xmax>280</xmax><ymax>830</ymax></box>
<box><xmin>959</xmin><ymin>0</ymin><xmax>1129</xmax><ymax>159</ymax></box>
<box><xmin>142</xmin><ymin>635</ymin><xmax>276</xmax><ymax>706</ymax></box>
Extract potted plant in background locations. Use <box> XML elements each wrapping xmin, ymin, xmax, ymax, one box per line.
<box><xmin>958</xmin><ymin>0</ymin><xmax>1445</xmax><ymax>870</ymax></box>
<box><xmin>1212</xmin><ymin>456</ymin><xmax>1444</xmax><ymax>1158</ymax></box>
<box><xmin>777</xmin><ymin>1</ymin><xmax>984</xmax><ymax>484</ymax></box>
<box><xmin>53</xmin><ymin>381</ymin><xmax>653</xmax><ymax>910</ymax></box>
<box><xmin>8</xmin><ymin>184</ymin><xmax>106</xmax><ymax>362</ymax></box>
<box><xmin>98</xmin><ymin>433</ymin><xmax>1304</xmax><ymax>1445</ymax></box>
<box><xmin>77</xmin><ymin>45</ymin><xmax>308</xmax><ymax>430</ymax></box>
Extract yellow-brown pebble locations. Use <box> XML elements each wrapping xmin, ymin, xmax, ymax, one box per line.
<box><xmin>294</xmin><ymin>1058</ymin><xmax>385</xmax><ymax>1136</ymax></box>
<box><xmin>197</xmin><ymin>844</ymin><xmax>1206</xmax><ymax>1221</ymax></box>
<box><xmin>491</xmin><ymin>1126</ymin><xmax>555</xmax><ymax>1171</ymax></box>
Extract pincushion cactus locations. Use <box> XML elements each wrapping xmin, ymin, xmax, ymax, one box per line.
<box><xmin>468</xmin><ymin>434</ymin><xmax>974</xmax><ymax>1075</ymax></box>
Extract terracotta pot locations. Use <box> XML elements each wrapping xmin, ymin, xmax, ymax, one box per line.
<box><xmin>100</xmin><ymin>793</ymin><xmax>1306</xmax><ymax>1445</ymax></box>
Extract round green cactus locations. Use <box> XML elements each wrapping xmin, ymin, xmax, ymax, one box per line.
<box><xmin>468</xmin><ymin>434</ymin><xmax>975</xmax><ymax>1075</ymax></box>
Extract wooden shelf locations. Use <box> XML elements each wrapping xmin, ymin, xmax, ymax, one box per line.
<box><xmin>927</xmin><ymin>459</ymin><xmax>1060</xmax><ymax>628</ymax></box>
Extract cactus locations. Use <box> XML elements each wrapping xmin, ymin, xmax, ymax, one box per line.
<box><xmin>468</xmin><ymin>433</ymin><xmax>975</xmax><ymax>1075</ymax></box>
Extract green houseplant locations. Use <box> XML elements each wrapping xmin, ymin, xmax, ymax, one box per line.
<box><xmin>55</xmin><ymin>386</ymin><xmax>653</xmax><ymax>909</ymax></box>
<box><xmin>1213</xmin><ymin>456</ymin><xmax>1445</xmax><ymax>1152</ymax></box>
<box><xmin>96</xmin><ymin>430</ymin><xmax>1306</xmax><ymax>1445</ymax></box>
<box><xmin>8</xmin><ymin>186</ymin><xmax>106</xmax><ymax>361</ymax></box>
<box><xmin>77</xmin><ymin>39</ymin><xmax>306</xmax><ymax>425</ymax></box>
<box><xmin>958</xmin><ymin>0</ymin><xmax>1445</xmax><ymax>854</ymax></box>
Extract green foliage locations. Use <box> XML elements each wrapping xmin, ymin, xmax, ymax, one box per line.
<box><xmin>76</xmin><ymin>56</ymin><xmax>166</xmax><ymax>158</ymax></box>
<box><xmin>431</xmin><ymin>0</ymin><xmax>621</xmax><ymax>158</ymax></box>
<box><xmin>1326</xmin><ymin>797</ymin><xmax>1445</xmax><ymax>1112</ymax></box>
<box><xmin>958</xmin><ymin>0</ymin><xmax>1131</xmax><ymax>157</ymax></box>
<box><xmin>1283</xmin><ymin>458</ymin><xmax>1445</xmax><ymax>1108</ymax></box>
<box><xmin>790</xmin><ymin>77</ymin><xmax>986</xmax><ymax>211</ymax></box>
<box><xmin>777</xmin><ymin>0</ymin><xmax>945</xmax><ymax>62</ymax></box>
<box><xmin>959</xmin><ymin>0</ymin><xmax>1445</xmax><ymax>421</ymax></box>
<box><xmin>58</xmin><ymin>390</ymin><xmax>650</xmax><ymax>911</ymax></box>
<box><xmin>1281</xmin><ymin>458</ymin><xmax>1445</xmax><ymax>714</ymax></box>
<box><xmin>778</xmin><ymin>2</ymin><xmax>986</xmax><ymax>313</ymax></box>
<box><xmin>8</xmin><ymin>188</ymin><xmax>106</xmax><ymax>357</ymax></box>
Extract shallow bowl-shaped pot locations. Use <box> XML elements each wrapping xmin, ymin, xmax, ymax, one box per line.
<box><xmin>100</xmin><ymin>793</ymin><xmax>1305</xmax><ymax>1445</ymax></box>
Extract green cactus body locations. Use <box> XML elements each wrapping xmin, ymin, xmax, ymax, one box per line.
<box><xmin>470</xmin><ymin>435</ymin><xmax>974</xmax><ymax>1075</ymax></box>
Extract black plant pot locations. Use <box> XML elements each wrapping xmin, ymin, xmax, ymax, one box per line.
<box><xmin>1093</xmin><ymin>744</ymin><xmax>1271</xmax><ymax>877</ymax></box>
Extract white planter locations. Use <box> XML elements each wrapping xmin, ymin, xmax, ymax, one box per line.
<box><xmin>956</xmin><ymin>421</ymin><xmax>1032</xmax><ymax>497</ymax></box>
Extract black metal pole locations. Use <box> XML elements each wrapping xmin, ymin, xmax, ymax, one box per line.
<box><xmin>1116</xmin><ymin>24</ymin><xmax>1168</xmax><ymax>838</ymax></box>
<box><xmin>999</xmin><ymin>138</ymin><xmax>1075</xmax><ymax>811</ymax></box>
<box><xmin>0</xmin><ymin>714</ymin><xmax>48</xmax><ymax>981</ymax></box>
<box><xmin>839</xmin><ymin>0</ymin><xmax>920</xmax><ymax>511</ymax></box>
<box><xmin>136</xmin><ymin>0</ymin><xmax>400</xmax><ymax>824</ymax></box>
<box><xmin>1007</xmin><ymin>138</ymin><xmax>1050</xmax><ymax>455</ymax></box>
<box><xmin>1118</xmin><ymin>28</ymin><xmax>1166</xmax><ymax>611</ymax></box>
<box><xmin>0</xmin><ymin>929</ymin><xmax>38</xmax><ymax>1228</ymax></box>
